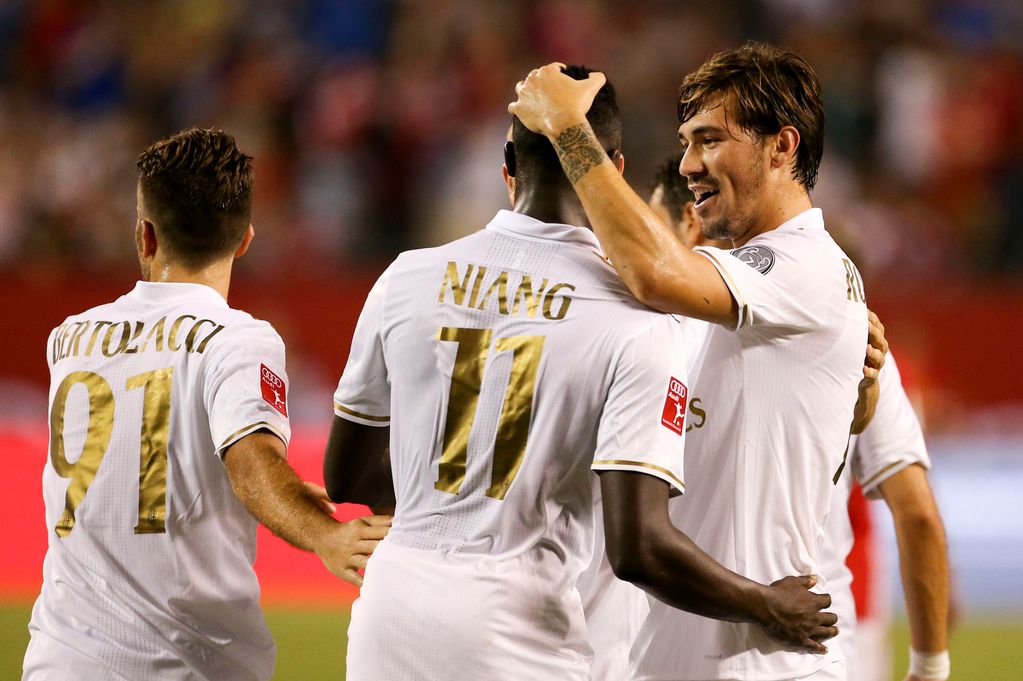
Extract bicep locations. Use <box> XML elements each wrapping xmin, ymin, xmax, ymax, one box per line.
<box><xmin>599</xmin><ymin>471</ymin><xmax>672</xmax><ymax>556</ymax></box>
<box><xmin>323</xmin><ymin>415</ymin><xmax>391</xmax><ymax>503</ymax></box>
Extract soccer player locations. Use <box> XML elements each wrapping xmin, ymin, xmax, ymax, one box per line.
<box><xmin>511</xmin><ymin>43</ymin><xmax>872</xmax><ymax>680</ymax></box>
<box><xmin>822</xmin><ymin>353</ymin><xmax>950</xmax><ymax>681</ymax></box>
<box><xmin>325</xmin><ymin>66</ymin><xmax>836</xmax><ymax>681</ymax></box>
<box><xmin>23</xmin><ymin>128</ymin><xmax>389</xmax><ymax>681</ymax></box>
<box><xmin>647</xmin><ymin>152</ymin><xmax>721</xmax><ymax>250</ymax></box>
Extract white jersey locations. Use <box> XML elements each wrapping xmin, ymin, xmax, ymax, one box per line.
<box><xmin>334</xmin><ymin>210</ymin><xmax>688</xmax><ymax>680</ymax></box>
<box><xmin>632</xmin><ymin>208</ymin><xmax>867</xmax><ymax>681</ymax></box>
<box><xmin>580</xmin><ymin>317</ymin><xmax>711</xmax><ymax>681</ymax></box>
<box><xmin>820</xmin><ymin>352</ymin><xmax>930</xmax><ymax>677</ymax></box>
<box><xmin>24</xmin><ymin>281</ymin><xmax>291</xmax><ymax>681</ymax></box>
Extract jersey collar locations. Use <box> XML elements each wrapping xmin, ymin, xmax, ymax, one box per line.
<box><xmin>773</xmin><ymin>207</ymin><xmax>825</xmax><ymax>234</ymax></box>
<box><xmin>129</xmin><ymin>281</ymin><xmax>229</xmax><ymax>307</ymax></box>
<box><xmin>485</xmin><ymin>210</ymin><xmax>604</xmax><ymax>251</ymax></box>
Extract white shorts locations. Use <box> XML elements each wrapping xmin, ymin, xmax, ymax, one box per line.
<box><xmin>795</xmin><ymin>659</ymin><xmax>847</xmax><ymax>681</ymax></box>
<box><xmin>346</xmin><ymin>541</ymin><xmax>591</xmax><ymax>681</ymax></box>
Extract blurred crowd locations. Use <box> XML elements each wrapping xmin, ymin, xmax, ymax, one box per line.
<box><xmin>1</xmin><ymin>0</ymin><xmax>1022</xmax><ymax>281</ymax></box>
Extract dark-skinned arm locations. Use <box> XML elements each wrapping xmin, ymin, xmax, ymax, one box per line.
<box><xmin>323</xmin><ymin>415</ymin><xmax>396</xmax><ymax>511</ymax></box>
<box><xmin>224</xmin><ymin>430</ymin><xmax>390</xmax><ymax>586</ymax></box>
<box><xmin>600</xmin><ymin>471</ymin><xmax>837</xmax><ymax>652</ymax></box>
<box><xmin>509</xmin><ymin>64</ymin><xmax>738</xmax><ymax>325</ymax></box>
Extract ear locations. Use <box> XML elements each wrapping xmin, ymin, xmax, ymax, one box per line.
<box><xmin>235</xmin><ymin>224</ymin><xmax>255</xmax><ymax>258</ymax></box>
<box><xmin>612</xmin><ymin>150</ymin><xmax>625</xmax><ymax>174</ymax></box>
<box><xmin>139</xmin><ymin>219</ymin><xmax>159</xmax><ymax>259</ymax></box>
<box><xmin>772</xmin><ymin>126</ymin><xmax>800</xmax><ymax>172</ymax></box>
<box><xmin>502</xmin><ymin>164</ymin><xmax>516</xmax><ymax>207</ymax></box>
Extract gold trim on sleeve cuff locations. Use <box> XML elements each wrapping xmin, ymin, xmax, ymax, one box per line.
<box><xmin>218</xmin><ymin>421</ymin><xmax>288</xmax><ymax>451</ymax></box>
<box><xmin>334</xmin><ymin>402</ymin><xmax>390</xmax><ymax>423</ymax></box>
<box><xmin>592</xmin><ymin>459</ymin><xmax>685</xmax><ymax>490</ymax></box>
<box><xmin>860</xmin><ymin>458</ymin><xmax>911</xmax><ymax>492</ymax></box>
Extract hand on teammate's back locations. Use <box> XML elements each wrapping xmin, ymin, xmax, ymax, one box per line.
<box><xmin>756</xmin><ymin>575</ymin><xmax>838</xmax><ymax>654</ymax></box>
<box><xmin>315</xmin><ymin>515</ymin><xmax>391</xmax><ymax>587</ymax></box>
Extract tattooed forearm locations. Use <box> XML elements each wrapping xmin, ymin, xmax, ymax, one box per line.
<box><xmin>554</xmin><ymin>123</ymin><xmax>607</xmax><ymax>184</ymax></box>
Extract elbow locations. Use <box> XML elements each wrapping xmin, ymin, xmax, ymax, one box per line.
<box><xmin>605</xmin><ymin>532</ymin><xmax>658</xmax><ymax>586</ymax></box>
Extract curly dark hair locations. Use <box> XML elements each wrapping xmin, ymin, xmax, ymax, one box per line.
<box><xmin>678</xmin><ymin>41</ymin><xmax>825</xmax><ymax>191</ymax></box>
<box><xmin>137</xmin><ymin>127</ymin><xmax>253</xmax><ymax>268</ymax></box>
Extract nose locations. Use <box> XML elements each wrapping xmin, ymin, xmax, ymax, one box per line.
<box><xmin>679</xmin><ymin>144</ymin><xmax>703</xmax><ymax>180</ymax></box>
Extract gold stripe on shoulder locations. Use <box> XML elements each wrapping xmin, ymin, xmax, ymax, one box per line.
<box><xmin>860</xmin><ymin>459</ymin><xmax>910</xmax><ymax>491</ymax></box>
<box><xmin>592</xmin><ymin>459</ymin><xmax>685</xmax><ymax>490</ymax></box>
<box><xmin>334</xmin><ymin>403</ymin><xmax>390</xmax><ymax>423</ymax></box>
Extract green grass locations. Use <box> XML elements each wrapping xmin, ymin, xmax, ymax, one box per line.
<box><xmin>3</xmin><ymin>602</ymin><xmax>1022</xmax><ymax>679</ymax></box>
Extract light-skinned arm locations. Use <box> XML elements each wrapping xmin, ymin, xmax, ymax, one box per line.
<box><xmin>224</xmin><ymin>430</ymin><xmax>390</xmax><ymax>587</ymax></box>
<box><xmin>877</xmin><ymin>464</ymin><xmax>950</xmax><ymax>680</ymax></box>
<box><xmin>509</xmin><ymin>64</ymin><xmax>738</xmax><ymax>325</ymax></box>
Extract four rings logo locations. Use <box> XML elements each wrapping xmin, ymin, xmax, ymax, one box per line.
<box><xmin>731</xmin><ymin>245</ymin><xmax>776</xmax><ymax>275</ymax></box>
<box><xmin>660</xmin><ymin>376</ymin><xmax>688</xmax><ymax>436</ymax></box>
<box><xmin>260</xmin><ymin>363</ymin><xmax>288</xmax><ymax>417</ymax></box>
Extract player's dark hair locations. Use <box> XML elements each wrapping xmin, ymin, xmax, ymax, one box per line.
<box><xmin>650</xmin><ymin>153</ymin><xmax>694</xmax><ymax>225</ymax></box>
<box><xmin>510</xmin><ymin>64</ymin><xmax>621</xmax><ymax>188</ymax></box>
<box><xmin>678</xmin><ymin>41</ymin><xmax>824</xmax><ymax>191</ymax></box>
<box><xmin>137</xmin><ymin>127</ymin><xmax>253</xmax><ymax>269</ymax></box>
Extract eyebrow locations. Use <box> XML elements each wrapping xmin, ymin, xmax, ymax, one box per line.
<box><xmin>678</xmin><ymin>124</ymin><xmax>727</xmax><ymax>142</ymax></box>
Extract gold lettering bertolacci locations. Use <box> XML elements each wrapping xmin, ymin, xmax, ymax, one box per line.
<box><xmin>437</xmin><ymin>261</ymin><xmax>574</xmax><ymax>321</ymax></box>
<box><xmin>52</xmin><ymin>315</ymin><xmax>226</xmax><ymax>364</ymax></box>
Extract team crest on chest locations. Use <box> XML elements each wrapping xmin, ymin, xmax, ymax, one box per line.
<box><xmin>260</xmin><ymin>364</ymin><xmax>288</xmax><ymax>417</ymax></box>
<box><xmin>660</xmin><ymin>377</ymin><xmax>688</xmax><ymax>436</ymax></box>
<box><xmin>731</xmin><ymin>245</ymin><xmax>776</xmax><ymax>274</ymax></box>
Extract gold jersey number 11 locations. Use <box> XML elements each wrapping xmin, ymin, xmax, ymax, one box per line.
<box><xmin>435</xmin><ymin>327</ymin><xmax>545</xmax><ymax>501</ymax></box>
<box><xmin>49</xmin><ymin>368</ymin><xmax>173</xmax><ymax>537</ymax></box>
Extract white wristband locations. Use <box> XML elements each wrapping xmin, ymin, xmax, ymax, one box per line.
<box><xmin>909</xmin><ymin>649</ymin><xmax>950</xmax><ymax>680</ymax></box>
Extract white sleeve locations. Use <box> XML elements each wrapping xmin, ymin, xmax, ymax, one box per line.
<box><xmin>591</xmin><ymin>316</ymin><xmax>688</xmax><ymax>495</ymax></box>
<box><xmin>695</xmin><ymin>244</ymin><xmax>824</xmax><ymax>334</ymax></box>
<box><xmin>852</xmin><ymin>352</ymin><xmax>930</xmax><ymax>498</ymax></box>
<box><xmin>333</xmin><ymin>265</ymin><xmax>392</xmax><ymax>427</ymax></box>
<box><xmin>203</xmin><ymin>320</ymin><xmax>292</xmax><ymax>457</ymax></box>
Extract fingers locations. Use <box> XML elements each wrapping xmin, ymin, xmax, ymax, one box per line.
<box><xmin>814</xmin><ymin>591</ymin><xmax>832</xmax><ymax>609</ymax></box>
<box><xmin>356</xmin><ymin>524</ymin><xmax>390</xmax><ymax>541</ymax></box>
<box><xmin>340</xmin><ymin>568</ymin><xmax>363</xmax><ymax>588</ymax></box>
<box><xmin>819</xmin><ymin>611</ymin><xmax>838</xmax><ymax>627</ymax></box>
<box><xmin>864</xmin><ymin>343</ymin><xmax>885</xmax><ymax>372</ymax></box>
<box><xmin>303</xmin><ymin>481</ymin><xmax>337</xmax><ymax>515</ymax></box>
<box><xmin>800</xmin><ymin>637</ymin><xmax>828</xmax><ymax>654</ymax></box>
<box><xmin>354</xmin><ymin>539</ymin><xmax>382</xmax><ymax>555</ymax></box>
<box><xmin>361</xmin><ymin>514</ymin><xmax>393</xmax><ymax>527</ymax></box>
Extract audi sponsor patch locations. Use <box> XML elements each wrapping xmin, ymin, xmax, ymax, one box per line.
<box><xmin>260</xmin><ymin>363</ymin><xmax>288</xmax><ymax>417</ymax></box>
<box><xmin>660</xmin><ymin>377</ymin><xmax>687</xmax><ymax>435</ymax></box>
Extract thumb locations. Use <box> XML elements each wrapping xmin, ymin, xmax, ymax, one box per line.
<box><xmin>797</xmin><ymin>574</ymin><xmax>819</xmax><ymax>589</ymax></box>
<box><xmin>584</xmin><ymin>71</ymin><xmax>607</xmax><ymax>94</ymax></box>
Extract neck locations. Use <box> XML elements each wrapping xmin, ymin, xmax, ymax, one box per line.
<box><xmin>144</xmin><ymin>257</ymin><xmax>234</xmax><ymax>300</ymax></box>
<box><xmin>731</xmin><ymin>184</ymin><xmax>813</xmax><ymax>248</ymax></box>
<box><xmin>512</xmin><ymin>183</ymin><xmax>589</xmax><ymax>227</ymax></box>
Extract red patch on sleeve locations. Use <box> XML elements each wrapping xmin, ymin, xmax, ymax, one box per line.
<box><xmin>260</xmin><ymin>364</ymin><xmax>288</xmax><ymax>417</ymax></box>
<box><xmin>660</xmin><ymin>377</ymin><xmax>687</xmax><ymax>435</ymax></box>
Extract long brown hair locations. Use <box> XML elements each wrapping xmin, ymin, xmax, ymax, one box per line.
<box><xmin>678</xmin><ymin>41</ymin><xmax>825</xmax><ymax>191</ymax></box>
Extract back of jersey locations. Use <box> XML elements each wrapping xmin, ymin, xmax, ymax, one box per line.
<box><xmin>334</xmin><ymin>210</ymin><xmax>688</xmax><ymax>577</ymax></box>
<box><xmin>27</xmin><ymin>281</ymin><xmax>290</xmax><ymax>681</ymax></box>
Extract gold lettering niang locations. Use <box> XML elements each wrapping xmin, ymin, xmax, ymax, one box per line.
<box><xmin>52</xmin><ymin>315</ymin><xmax>227</xmax><ymax>363</ymax></box>
<box><xmin>437</xmin><ymin>261</ymin><xmax>574</xmax><ymax>320</ymax></box>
